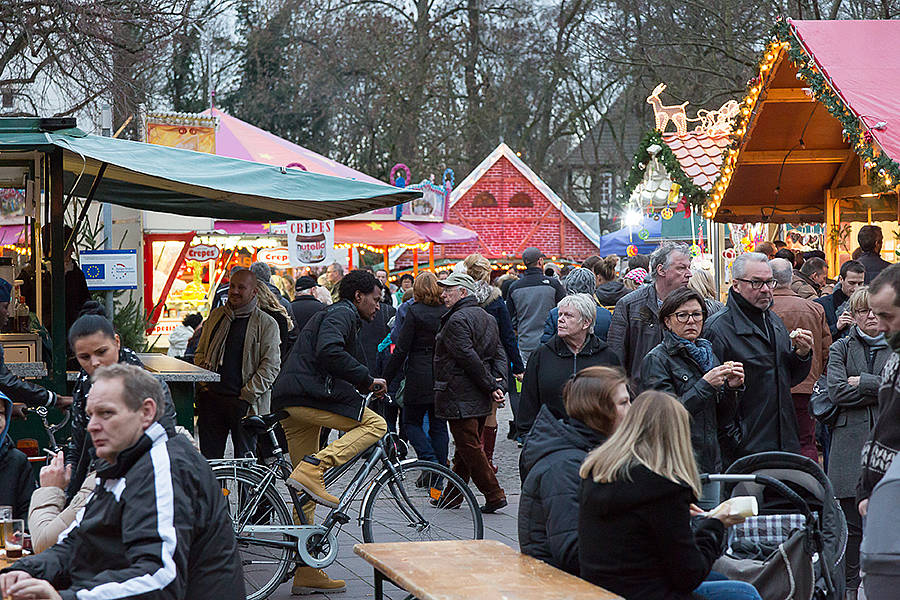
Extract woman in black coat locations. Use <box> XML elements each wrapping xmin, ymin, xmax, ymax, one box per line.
<box><xmin>518</xmin><ymin>366</ymin><xmax>630</xmax><ymax>575</ymax></box>
<box><xmin>517</xmin><ymin>293</ymin><xmax>619</xmax><ymax>436</ymax></box>
<box><xmin>383</xmin><ymin>272</ymin><xmax>449</xmax><ymax>466</ymax></box>
<box><xmin>639</xmin><ymin>287</ymin><xmax>743</xmax><ymax>508</ymax></box>
<box><xmin>578</xmin><ymin>391</ymin><xmax>762</xmax><ymax>600</ymax></box>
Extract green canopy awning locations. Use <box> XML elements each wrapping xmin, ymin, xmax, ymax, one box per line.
<box><xmin>0</xmin><ymin>118</ymin><xmax>417</xmax><ymax>221</ymax></box>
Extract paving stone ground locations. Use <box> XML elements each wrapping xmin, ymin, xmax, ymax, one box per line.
<box><xmin>265</xmin><ymin>404</ymin><xmax>523</xmax><ymax>600</ymax></box>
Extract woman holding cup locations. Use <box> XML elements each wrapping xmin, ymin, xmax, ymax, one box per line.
<box><xmin>639</xmin><ymin>287</ymin><xmax>744</xmax><ymax>509</ymax></box>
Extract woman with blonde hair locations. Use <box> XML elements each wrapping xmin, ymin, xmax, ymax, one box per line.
<box><xmin>256</xmin><ymin>279</ymin><xmax>295</xmax><ymax>360</ymax></box>
<box><xmin>382</xmin><ymin>271</ymin><xmax>449</xmax><ymax>466</ymax></box>
<box><xmin>687</xmin><ymin>268</ymin><xmax>724</xmax><ymax>312</ymax></box>
<box><xmin>578</xmin><ymin>391</ymin><xmax>762</xmax><ymax>600</ymax></box>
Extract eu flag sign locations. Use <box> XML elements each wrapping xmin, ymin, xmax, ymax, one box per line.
<box><xmin>83</xmin><ymin>264</ymin><xmax>105</xmax><ymax>280</ymax></box>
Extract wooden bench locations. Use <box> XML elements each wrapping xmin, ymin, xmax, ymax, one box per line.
<box><xmin>354</xmin><ymin>539</ymin><xmax>622</xmax><ymax>600</ymax></box>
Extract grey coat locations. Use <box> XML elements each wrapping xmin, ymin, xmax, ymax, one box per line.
<box><xmin>826</xmin><ymin>326</ymin><xmax>890</xmax><ymax>498</ymax></box>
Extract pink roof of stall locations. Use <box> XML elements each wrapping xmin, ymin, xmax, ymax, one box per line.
<box><xmin>201</xmin><ymin>108</ymin><xmax>383</xmax><ymax>184</ymax></box>
<box><xmin>790</xmin><ymin>19</ymin><xmax>900</xmax><ymax>164</ymax></box>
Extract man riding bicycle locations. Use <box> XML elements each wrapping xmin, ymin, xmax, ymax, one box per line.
<box><xmin>271</xmin><ymin>269</ymin><xmax>388</xmax><ymax>595</ymax></box>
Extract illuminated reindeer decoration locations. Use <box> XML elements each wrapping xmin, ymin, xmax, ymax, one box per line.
<box><xmin>647</xmin><ymin>83</ymin><xmax>689</xmax><ymax>135</ymax></box>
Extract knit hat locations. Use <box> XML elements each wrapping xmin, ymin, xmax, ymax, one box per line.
<box><xmin>564</xmin><ymin>267</ymin><xmax>596</xmax><ymax>295</ymax></box>
<box><xmin>295</xmin><ymin>276</ymin><xmax>317</xmax><ymax>292</ymax></box>
<box><xmin>0</xmin><ymin>278</ymin><xmax>11</xmax><ymax>303</ymax></box>
<box><xmin>624</xmin><ymin>267</ymin><xmax>648</xmax><ymax>285</ymax></box>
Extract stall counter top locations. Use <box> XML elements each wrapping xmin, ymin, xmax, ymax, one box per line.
<box><xmin>7</xmin><ymin>362</ymin><xmax>48</xmax><ymax>379</ymax></box>
<box><xmin>65</xmin><ymin>353</ymin><xmax>219</xmax><ymax>382</ymax></box>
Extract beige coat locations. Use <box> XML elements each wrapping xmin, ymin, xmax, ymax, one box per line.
<box><xmin>29</xmin><ymin>475</ymin><xmax>94</xmax><ymax>553</ymax></box>
<box><xmin>195</xmin><ymin>306</ymin><xmax>281</xmax><ymax>414</ymax></box>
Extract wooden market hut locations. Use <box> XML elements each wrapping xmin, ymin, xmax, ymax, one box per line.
<box><xmin>706</xmin><ymin>18</ymin><xmax>900</xmax><ymax>273</ymax></box>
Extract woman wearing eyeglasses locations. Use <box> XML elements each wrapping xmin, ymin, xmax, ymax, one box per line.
<box><xmin>639</xmin><ymin>287</ymin><xmax>744</xmax><ymax>509</ymax></box>
<box><xmin>826</xmin><ymin>286</ymin><xmax>891</xmax><ymax>598</ymax></box>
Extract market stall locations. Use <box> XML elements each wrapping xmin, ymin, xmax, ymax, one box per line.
<box><xmin>0</xmin><ymin>116</ymin><xmax>419</xmax><ymax>444</ymax></box>
<box><xmin>706</xmin><ymin>18</ymin><xmax>900</xmax><ymax>273</ymax></box>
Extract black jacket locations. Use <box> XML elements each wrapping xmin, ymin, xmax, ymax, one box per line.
<box><xmin>505</xmin><ymin>267</ymin><xmax>566</xmax><ymax>362</ymax></box>
<box><xmin>639</xmin><ymin>331</ymin><xmax>741</xmax><ymax>473</ymax></box>
<box><xmin>815</xmin><ymin>284</ymin><xmax>851</xmax><ymax>341</ymax></box>
<box><xmin>4</xmin><ymin>422</ymin><xmax>245</xmax><ymax>600</ymax></box>
<box><xmin>262</xmin><ymin>308</ymin><xmax>294</xmax><ymax>362</ymax></box>
<box><xmin>857</xmin><ymin>251</ymin><xmax>891</xmax><ymax>284</ymax></box>
<box><xmin>65</xmin><ymin>348</ymin><xmax>179</xmax><ymax>499</ymax></box>
<box><xmin>358</xmin><ymin>302</ymin><xmax>395</xmax><ymax>375</ymax></box>
<box><xmin>0</xmin><ymin>393</ymin><xmax>36</xmax><ymax>520</ymax></box>
<box><xmin>289</xmin><ymin>295</ymin><xmax>326</xmax><ymax>334</ymax></box>
<box><xmin>482</xmin><ymin>289</ymin><xmax>524</xmax><ymax>373</ymax></box>
<box><xmin>271</xmin><ymin>299</ymin><xmax>374</xmax><ymax>421</ymax></box>
<box><xmin>433</xmin><ymin>296</ymin><xmax>507</xmax><ymax>420</ymax></box>
<box><xmin>518</xmin><ymin>405</ymin><xmax>606</xmax><ymax>575</ymax></box>
<box><xmin>704</xmin><ymin>289</ymin><xmax>811</xmax><ymax>456</ymax></box>
<box><xmin>578</xmin><ymin>463</ymin><xmax>726</xmax><ymax>600</ymax></box>
<box><xmin>595</xmin><ymin>281</ymin><xmax>629</xmax><ymax>306</ymax></box>
<box><xmin>383</xmin><ymin>302</ymin><xmax>447</xmax><ymax>405</ymax></box>
<box><xmin>517</xmin><ymin>333</ymin><xmax>619</xmax><ymax>435</ymax></box>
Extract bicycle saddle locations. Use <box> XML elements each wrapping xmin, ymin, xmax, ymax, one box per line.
<box><xmin>242</xmin><ymin>410</ymin><xmax>288</xmax><ymax>433</ymax></box>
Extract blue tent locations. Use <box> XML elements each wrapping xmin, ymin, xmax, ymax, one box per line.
<box><xmin>596</xmin><ymin>216</ymin><xmax>661</xmax><ymax>256</ymax></box>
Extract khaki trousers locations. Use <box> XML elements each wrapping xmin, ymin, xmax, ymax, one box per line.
<box><xmin>282</xmin><ymin>406</ymin><xmax>386</xmax><ymax>585</ymax></box>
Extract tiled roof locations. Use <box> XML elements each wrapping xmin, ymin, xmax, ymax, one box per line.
<box><xmin>662</xmin><ymin>132</ymin><xmax>731</xmax><ymax>191</ymax></box>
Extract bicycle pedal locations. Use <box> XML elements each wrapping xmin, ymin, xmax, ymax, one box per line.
<box><xmin>330</xmin><ymin>511</ymin><xmax>350</xmax><ymax>525</ymax></box>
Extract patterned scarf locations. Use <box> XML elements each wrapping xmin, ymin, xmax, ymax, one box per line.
<box><xmin>201</xmin><ymin>297</ymin><xmax>258</xmax><ymax>371</ymax></box>
<box><xmin>669</xmin><ymin>332</ymin><xmax>716</xmax><ymax>373</ymax></box>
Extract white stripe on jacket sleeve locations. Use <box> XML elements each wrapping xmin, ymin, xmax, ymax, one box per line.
<box><xmin>76</xmin><ymin>423</ymin><xmax>178</xmax><ymax>600</ymax></box>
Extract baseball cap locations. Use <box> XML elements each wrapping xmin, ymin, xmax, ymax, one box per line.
<box><xmin>436</xmin><ymin>272</ymin><xmax>477</xmax><ymax>294</ymax></box>
<box><xmin>295</xmin><ymin>276</ymin><xmax>318</xmax><ymax>292</ymax></box>
<box><xmin>522</xmin><ymin>247</ymin><xmax>546</xmax><ymax>265</ymax></box>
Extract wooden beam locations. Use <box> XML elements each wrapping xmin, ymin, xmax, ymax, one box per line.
<box><xmin>830</xmin><ymin>152</ymin><xmax>858</xmax><ymax>189</ymax></box>
<box><xmin>740</xmin><ymin>150</ymin><xmax>850</xmax><ymax>165</ymax></box>
<box><xmin>831</xmin><ymin>184</ymin><xmax>873</xmax><ymax>199</ymax></box>
<box><xmin>762</xmin><ymin>88</ymin><xmax>815</xmax><ymax>103</ymax></box>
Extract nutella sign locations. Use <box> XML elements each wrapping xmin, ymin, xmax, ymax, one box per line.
<box><xmin>185</xmin><ymin>244</ymin><xmax>220</xmax><ymax>262</ymax></box>
<box><xmin>287</xmin><ymin>220</ymin><xmax>335</xmax><ymax>267</ymax></box>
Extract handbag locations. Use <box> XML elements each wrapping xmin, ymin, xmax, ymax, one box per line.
<box><xmin>808</xmin><ymin>373</ymin><xmax>839</xmax><ymax>428</ymax></box>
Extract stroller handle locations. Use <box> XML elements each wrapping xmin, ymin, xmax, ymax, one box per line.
<box><xmin>701</xmin><ymin>473</ymin><xmax>816</xmax><ymax>526</ymax></box>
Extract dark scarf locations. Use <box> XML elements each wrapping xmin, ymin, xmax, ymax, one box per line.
<box><xmin>731</xmin><ymin>288</ymin><xmax>774</xmax><ymax>344</ymax></box>
<box><xmin>669</xmin><ymin>332</ymin><xmax>716</xmax><ymax>372</ymax></box>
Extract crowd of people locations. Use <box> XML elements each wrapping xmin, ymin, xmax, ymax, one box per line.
<box><xmin>0</xmin><ymin>224</ymin><xmax>898</xmax><ymax>599</ymax></box>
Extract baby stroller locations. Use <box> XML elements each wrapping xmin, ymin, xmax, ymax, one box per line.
<box><xmin>704</xmin><ymin>452</ymin><xmax>847</xmax><ymax>600</ymax></box>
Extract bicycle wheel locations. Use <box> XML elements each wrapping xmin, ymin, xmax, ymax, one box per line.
<box><xmin>213</xmin><ymin>465</ymin><xmax>293</xmax><ymax>600</ymax></box>
<box><xmin>361</xmin><ymin>460</ymin><xmax>483</xmax><ymax>543</ymax></box>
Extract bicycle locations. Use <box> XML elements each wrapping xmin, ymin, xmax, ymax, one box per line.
<box><xmin>209</xmin><ymin>393</ymin><xmax>484</xmax><ymax>600</ymax></box>
<box><xmin>16</xmin><ymin>404</ymin><xmax>70</xmax><ymax>455</ymax></box>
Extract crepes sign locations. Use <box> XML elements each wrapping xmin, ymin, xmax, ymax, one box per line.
<box><xmin>287</xmin><ymin>220</ymin><xmax>335</xmax><ymax>267</ymax></box>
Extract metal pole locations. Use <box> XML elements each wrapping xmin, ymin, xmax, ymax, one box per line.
<box><xmin>101</xmin><ymin>105</ymin><xmax>114</xmax><ymax>319</ymax></box>
<box><xmin>49</xmin><ymin>148</ymin><xmax>66</xmax><ymax>392</ymax></box>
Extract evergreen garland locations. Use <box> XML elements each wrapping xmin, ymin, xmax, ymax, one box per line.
<box><xmin>620</xmin><ymin>129</ymin><xmax>709</xmax><ymax>211</ymax></box>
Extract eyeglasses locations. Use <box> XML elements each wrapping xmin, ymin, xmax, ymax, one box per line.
<box><xmin>672</xmin><ymin>311</ymin><xmax>704</xmax><ymax>323</ymax></box>
<box><xmin>735</xmin><ymin>278</ymin><xmax>777</xmax><ymax>290</ymax></box>
<box><xmin>854</xmin><ymin>308</ymin><xmax>876</xmax><ymax>317</ymax></box>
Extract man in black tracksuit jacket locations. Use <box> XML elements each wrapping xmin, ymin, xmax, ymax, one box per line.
<box><xmin>0</xmin><ymin>364</ymin><xmax>244</xmax><ymax>600</ymax></box>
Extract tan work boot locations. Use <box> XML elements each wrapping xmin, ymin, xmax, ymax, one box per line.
<box><xmin>291</xmin><ymin>567</ymin><xmax>346</xmax><ymax>595</ymax></box>
<box><xmin>286</xmin><ymin>457</ymin><xmax>339</xmax><ymax>507</ymax></box>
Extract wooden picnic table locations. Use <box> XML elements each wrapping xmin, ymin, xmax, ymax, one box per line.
<box><xmin>354</xmin><ymin>539</ymin><xmax>622</xmax><ymax>600</ymax></box>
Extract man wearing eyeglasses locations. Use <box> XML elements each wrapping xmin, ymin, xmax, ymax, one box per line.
<box><xmin>705</xmin><ymin>252</ymin><xmax>814</xmax><ymax>459</ymax></box>
<box><xmin>769</xmin><ymin>258</ymin><xmax>832</xmax><ymax>462</ymax></box>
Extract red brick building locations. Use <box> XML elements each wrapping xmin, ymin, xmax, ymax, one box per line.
<box><xmin>439</xmin><ymin>143</ymin><xmax>599</xmax><ymax>262</ymax></box>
